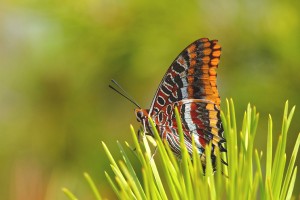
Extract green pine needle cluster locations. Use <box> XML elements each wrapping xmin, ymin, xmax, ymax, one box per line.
<box><xmin>63</xmin><ymin>99</ymin><xmax>299</xmax><ymax>199</ymax></box>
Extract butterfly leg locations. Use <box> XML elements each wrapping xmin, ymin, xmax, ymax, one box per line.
<box><xmin>142</xmin><ymin>120</ymin><xmax>148</xmax><ymax>134</ymax></box>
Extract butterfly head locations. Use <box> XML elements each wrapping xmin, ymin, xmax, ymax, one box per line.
<box><xmin>134</xmin><ymin>108</ymin><xmax>149</xmax><ymax>122</ymax></box>
<box><xmin>135</xmin><ymin>108</ymin><xmax>154</xmax><ymax>135</ymax></box>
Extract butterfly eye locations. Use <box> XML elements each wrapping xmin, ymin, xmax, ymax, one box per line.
<box><xmin>135</xmin><ymin>110</ymin><xmax>144</xmax><ymax>122</ymax></box>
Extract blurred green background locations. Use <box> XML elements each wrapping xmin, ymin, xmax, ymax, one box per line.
<box><xmin>1</xmin><ymin>0</ymin><xmax>299</xmax><ymax>199</ymax></box>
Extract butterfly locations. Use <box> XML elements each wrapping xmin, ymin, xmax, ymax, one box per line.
<box><xmin>110</xmin><ymin>38</ymin><xmax>226</xmax><ymax>168</ymax></box>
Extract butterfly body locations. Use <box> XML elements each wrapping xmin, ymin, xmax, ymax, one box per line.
<box><xmin>135</xmin><ymin>38</ymin><xmax>226</xmax><ymax>167</ymax></box>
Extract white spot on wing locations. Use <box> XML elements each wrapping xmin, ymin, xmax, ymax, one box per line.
<box><xmin>184</xmin><ymin>104</ymin><xmax>197</xmax><ymax>131</ymax></box>
<box><xmin>192</xmin><ymin>132</ymin><xmax>203</xmax><ymax>153</ymax></box>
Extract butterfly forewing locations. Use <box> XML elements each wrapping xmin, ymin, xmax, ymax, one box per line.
<box><xmin>149</xmin><ymin>38</ymin><xmax>221</xmax><ymax>115</ymax></box>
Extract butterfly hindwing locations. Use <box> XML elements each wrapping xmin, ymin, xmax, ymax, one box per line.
<box><xmin>153</xmin><ymin>99</ymin><xmax>225</xmax><ymax>157</ymax></box>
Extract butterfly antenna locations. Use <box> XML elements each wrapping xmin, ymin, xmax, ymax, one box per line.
<box><xmin>109</xmin><ymin>79</ymin><xmax>141</xmax><ymax>108</ymax></box>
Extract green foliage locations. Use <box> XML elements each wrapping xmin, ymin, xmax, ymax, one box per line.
<box><xmin>62</xmin><ymin>172</ymin><xmax>102</xmax><ymax>200</ymax></box>
<box><xmin>2</xmin><ymin>1</ymin><xmax>300</xmax><ymax>199</ymax></box>
<box><xmin>62</xmin><ymin>188</ymin><xmax>78</xmax><ymax>200</ymax></box>
<box><xmin>63</xmin><ymin>99</ymin><xmax>299</xmax><ymax>199</ymax></box>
